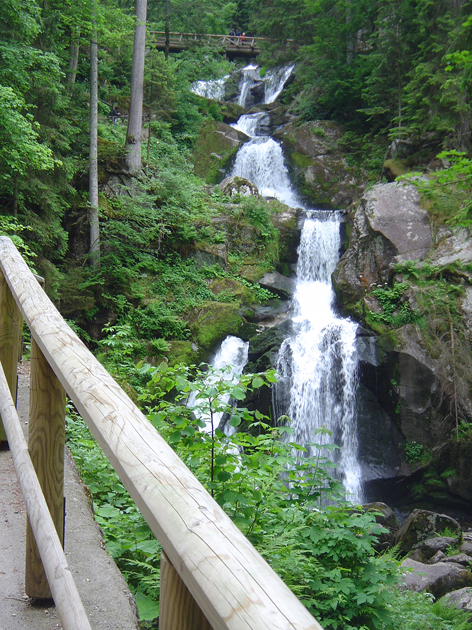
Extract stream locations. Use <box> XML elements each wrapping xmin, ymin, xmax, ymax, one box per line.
<box><xmin>192</xmin><ymin>65</ymin><xmax>363</xmax><ymax>502</ymax></box>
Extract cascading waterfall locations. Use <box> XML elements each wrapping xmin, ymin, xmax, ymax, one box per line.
<box><xmin>191</xmin><ymin>75</ymin><xmax>229</xmax><ymax>100</ymax></box>
<box><xmin>191</xmin><ymin>62</ymin><xmax>363</xmax><ymax>501</ymax></box>
<box><xmin>231</xmin><ymin>112</ymin><xmax>300</xmax><ymax>206</ymax></box>
<box><xmin>274</xmin><ymin>214</ymin><xmax>362</xmax><ymax>502</ymax></box>
<box><xmin>191</xmin><ymin>64</ymin><xmax>294</xmax><ymax>107</ymax></box>
<box><xmin>188</xmin><ymin>336</ymin><xmax>249</xmax><ymax>433</ymax></box>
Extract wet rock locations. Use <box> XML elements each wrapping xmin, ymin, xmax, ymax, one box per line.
<box><xmin>247</xmin><ymin>322</ymin><xmax>292</xmax><ymax>372</ymax></box>
<box><xmin>274</xmin><ymin>120</ymin><xmax>368</xmax><ymax>207</ymax></box>
<box><xmin>395</xmin><ymin>509</ymin><xmax>461</xmax><ymax>555</ymax></box>
<box><xmin>400</xmin><ymin>559</ymin><xmax>472</xmax><ymax>598</ymax></box>
<box><xmin>219</xmin><ymin>175</ymin><xmax>259</xmax><ymax>197</ymax></box>
<box><xmin>258</xmin><ymin>271</ymin><xmax>295</xmax><ymax>298</ymax></box>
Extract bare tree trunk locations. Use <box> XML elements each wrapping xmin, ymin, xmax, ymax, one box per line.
<box><xmin>89</xmin><ymin>0</ymin><xmax>100</xmax><ymax>268</ymax></box>
<box><xmin>345</xmin><ymin>0</ymin><xmax>354</xmax><ymax>65</ymax></box>
<box><xmin>165</xmin><ymin>0</ymin><xmax>170</xmax><ymax>61</ymax></box>
<box><xmin>67</xmin><ymin>27</ymin><xmax>80</xmax><ymax>85</ymax></box>
<box><xmin>125</xmin><ymin>0</ymin><xmax>147</xmax><ymax>173</ymax></box>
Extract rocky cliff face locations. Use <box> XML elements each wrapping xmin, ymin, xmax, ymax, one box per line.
<box><xmin>333</xmin><ymin>182</ymin><xmax>472</xmax><ymax>514</ymax></box>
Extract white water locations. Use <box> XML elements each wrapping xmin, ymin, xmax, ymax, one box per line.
<box><xmin>263</xmin><ymin>65</ymin><xmax>295</xmax><ymax>104</ymax></box>
<box><xmin>274</xmin><ymin>215</ymin><xmax>362</xmax><ymax>502</ymax></box>
<box><xmin>227</xmin><ymin>66</ymin><xmax>362</xmax><ymax>501</ymax></box>
<box><xmin>188</xmin><ymin>336</ymin><xmax>249</xmax><ymax>433</ymax></box>
<box><xmin>191</xmin><ymin>75</ymin><xmax>229</xmax><ymax>100</ymax></box>
<box><xmin>191</xmin><ymin>64</ymin><xmax>294</xmax><ymax>107</ymax></box>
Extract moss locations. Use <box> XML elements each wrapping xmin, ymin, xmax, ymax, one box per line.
<box><xmin>168</xmin><ymin>341</ymin><xmax>199</xmax><ymax>367</ymax></box>
<box><xmin>187</xmin><ymin>301</ymin><xmax>243</xmax><ymax>351</ymax></box>
<box><xmin>209</xmin><ymin>277</ymin><xmax>253</xmax><ymax>303</ymax></box>
<box><xmin>383</xmin><ymin>159</ymin><xmax>409</xmax><ymax>181</ymax></box>
<box><xmin>291</xmin><ymin>151</ymin><xmax>315</xmax><ymax>169</ymax></box>
<box><xmin>192</xmin><ymin>120</ymin><xmax>241</xmax><ymax>184</ymax></box>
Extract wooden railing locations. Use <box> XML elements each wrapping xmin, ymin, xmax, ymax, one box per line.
<box><xmin>0</xmin><ymin>236</ymin><xmax>322</xmax><ymax>630</ymax></box>
<box><xmin>150</xmin><ymin>31</ymin><xmax>294</xmax><ymax>56</ymax></box>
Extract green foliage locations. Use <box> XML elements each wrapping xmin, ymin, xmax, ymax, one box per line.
<box><xmin>379</xmin><ymin>589</ymin><xmax>471</xmax><ymax>630</ymax></box>
<box><xmin>401</xmin><ymin>152</ymin><xmax>472</xmax><ymax>228</ymax></box>
<box><xmin>366</xmin><ymin>282</ymin><xmax>420</xmax><ymax>329</ymax></box>
<box><xmin>405</xmin><ymin>441</ymin><xmax>424</xmax><ymax>464</ymax></box>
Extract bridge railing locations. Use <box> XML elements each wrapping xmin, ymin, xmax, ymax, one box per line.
<box><xmin>0</xmin><ymin>235</ymin><xmax>321</xmax><ymax>630</ymax></box>
<box><xmin>150</xmin><ymin>31</ymin><xmax>263</xmax><ymax>49</ymax></box>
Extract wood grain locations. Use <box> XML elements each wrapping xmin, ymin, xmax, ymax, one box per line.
<box><xmin>0</xmin><ymin>236</ymin><xmax>323</xmax><ymax>630</ymax></box>
<box><xmin>0</xmin><ymin>360</ymin><xmax>91</xmax><ymax>629</ymax></box>
<box><xmin>25</xmin><ymin>338</ymin><xmax>66</xmax><ymax>598</ymax></box>
<box><xmin>160</xmin><ymin>551</ymin><xmax>213</xmax><ymax>630</ymax></box>
<box><xmin>0</xmin><ymin>270</ymin><xmax>22</xmax><ymax>441</ymax></box>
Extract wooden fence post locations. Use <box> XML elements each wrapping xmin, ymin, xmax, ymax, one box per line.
<box><xmin>159</xmin><ymin>552</ymin><xmax>213</xmax><ymax>630</ymax></box>
<box><xmin>0</xmin><ymin>269</ymin><xmax>22</xmax><ymax>442</ymax></box>
<box><xmin>25</xmin><ymin>337</ymin><xmax>66</xmax><ymax>599</ymax></box>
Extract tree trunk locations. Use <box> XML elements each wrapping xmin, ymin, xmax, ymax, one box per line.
<box><xmin>165</xmin><ymin>0</ymin><xmax>170</xmax><ymax>61</ymax></box>
<box><xmin>125</xmin><ymin>0</ymin><xmax>147</xmax><ymax>173</ymax></box>
<box><xmin>12</xmin><ymin>174</ymin><xmax>18</xmax><ymax>218</ymax></box>
<box><xmin>67</xmin><ymin>27</ymin><xmax>80</xmax><ymax>85</ymax></box>
<box><xmin>89</xmin><ymin>0</ymin><xmax>100</xmax><ymax>269</ymax></box>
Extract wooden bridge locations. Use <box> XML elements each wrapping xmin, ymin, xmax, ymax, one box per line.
<box><xmin>150</xmin><ymin>31</ymin><xmax>292</xmax><ymax>57</ymax></box>
<box><xmin>0</xmin><ymin>235</ymin><xmax>321</xmax><ymax>629</ymax></box>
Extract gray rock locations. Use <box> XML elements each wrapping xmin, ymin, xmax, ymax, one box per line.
<box><xmin>334</xmin><ymin>182</ymin><xmax>432</xmax><ymax>309</ymax></box>
<box><xmin>395</xmin><ymin>509</ymin><xmax>461</xmax><ymax>555</ymax></box>
<box><xmin>219</xmin><ymin>175</ymin><xmax>259</xmax><ymax>197</ymax></box>
<box><xmin>408</xmin><ymin>538</ymin><xmax>457</xmax><ymax>563</ymax></box>
<box><xmin>259</xmin><ymin>271</ymin><xmax>295</xmax><ymax>298</ymax></box>
<box><xmin>460</xmin><ymin>542</ymin><xmax>472</xmax><ymax>556</ymax></box>
<box><xmin>363</xmin><ymin>502</ymin><xmax>398</xmax><ymax>529</ymax></box>
<box><xmin>430</xmin><ymin>551</ymin><xmax>447</xmax><ymax>563</ymax></box>
<box><xmin>442</xmin><ymin>554</ymin><xmax>472</xmax><ymax>567</ymax></box>
<box><xmin>400</xmin><ymin>559</ymin><xmax>472</xmax><ymax>598</ymax></box>
<box><xmin>440</xmin><ymin>587</ymin><xmax>472</xmax><ymax>621</ymax></box>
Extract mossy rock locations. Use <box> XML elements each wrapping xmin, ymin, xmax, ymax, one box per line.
<box><xmin>239</xmin><ymin>264</ymin><xmax>266</xmax><ymax>283</ymax></box>
<box><xmin>291</xmin><ymin>151</ymin><xmax>315</xmax><ymax>169</ymax></box>
<box><xmin>383</xmin><ymin>158</ymin><xmax>409</xmax><ymax>182</ymax></box>
<box><xmin>167</xmin><ymin>340</ymin><xmax>199</xmax><ymax>367</ymax></box>
<box><xmin>193</xmin><ymin>120</ymin><xmax>247</xmax><ymax>184</ymax></box>
<box><xmin>209</xmin><ymin>277</ymin><xmax>253</xmax><ymax>304</ymax></box>
<box><xmin>187</xmin><ymin>301</ymin><xmax>243</xmax><ymax>351</ymax></box>
<box><xmin>219</xmin><ymin>101</ymin><xmax>246</xmax><ymax>123</ymax></box>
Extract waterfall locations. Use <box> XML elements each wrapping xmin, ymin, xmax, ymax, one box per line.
<box><xmin>191</xmin><ymin>64</ymin><xmax>294</xmax><ymax>107</ymax></box>
<box><xmin>193</xmin><ymin>62</ymin><xmax>363</xmax><ymax>501</ymax></box>
<box><xmin>263</xmin><ymin>65</ymin><xmax>295</xmax><ymax>104</ymax></box>
<box><xmin>191</xmin><ymin>75</ymin><xmax>229</xmax><ymax>100</ymax></box>
<box><xmin>231</xmin><ymin>112</ymin><xmax>300</xmax><ymax>207</ymax></box>
<box><xmin>188</xmin><ymin>336</ymin><xmax>249</xmax><ymax>433</ymax></box>
<box><xmin>274</xmin><ymin>213</ymin><xmax>362</xmax><ymax>502</ymax></box>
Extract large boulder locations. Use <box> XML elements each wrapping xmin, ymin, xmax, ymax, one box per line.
<box><xmin>440</xmin><ymin>587</ymin><xmax>472</xmax><ymax>621</ymax></box>
<box><xmin>333</xmin><ymin>182</ymin><xmax>432</xmax><ymax>312</ymax></box>
<box><xmin>400</xmin><ymin>559</ymin><xmax>472</xmax><ymax>599</ymax></box>
<box><xmin>193</xmin><ymin>120</ymin><xmax>249</xmax><ymax>184</ymax></box>
<box><xmin>394</xmin><ymin>509</ymin><xmax>461</xmax><ymax>555</ymax></box>
<box><xmin>274</xmin><ymin>120</ymin><xmax>368</xmax><ymax>207</ymax></box>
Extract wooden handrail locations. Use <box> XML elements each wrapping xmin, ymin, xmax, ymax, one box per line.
<box><xmin>0</xmin><ymin>361</ymin><xmax>92</xmax><ymax>629</ymax></box>
<box><xmin>0</xmin><ymin>236</ymin><xmax>321</xmax><ymax>630</ymax></box>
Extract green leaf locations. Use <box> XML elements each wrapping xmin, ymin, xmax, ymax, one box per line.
<box><xmin>134</xmin><ymin>591</ymin><xmax>159</xmax><ymax>621</ymax></box>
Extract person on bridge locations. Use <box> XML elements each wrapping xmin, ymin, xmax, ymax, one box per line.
<box><xmin>109</xmin><ymin>105</ymin><xmax>120</xmax><ymax>123</ymax></box>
